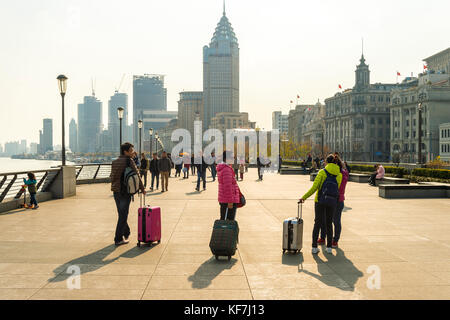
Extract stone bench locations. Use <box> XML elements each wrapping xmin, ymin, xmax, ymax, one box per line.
<box><xmin>375</xmin><ymin>177</ymin><xmax>410</xmax><ymax>186</ymax></box>
<box><xmin>310</xmin><ymin>172</ymin><xmax>318</xmax><ymax>181</ymax></box>
<box><xmin>379</xmin><ymin>184</ymin><xmax>450</xmax><ymax>199</ymax></box>
<box><xmin>349</xmin><ymin>173</ymin><xmax>371</xmax><ymax>183</ymax></box>
<box><xmin>280</xmin><ymin>168</ymin><xmax>311</xmax><ymax>175</ymax></box>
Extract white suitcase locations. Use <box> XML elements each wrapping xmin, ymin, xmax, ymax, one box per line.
<box><xmin>282</xmin><ymin>202</ymin><xmax>303</xmax><ymax>254</ymax></box>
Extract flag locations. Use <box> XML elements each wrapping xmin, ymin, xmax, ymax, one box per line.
<box><xmin>397</xmin><ymin>71</ymin><xmax>401</xmax><ymax>76</ymax></box>
<box><xmin>290</xmin><ymin>100</ymin><xmax>293</xmax><ymax>104</ymax></box>
<box><xmin>423</xmin><ymin>64</ymin><xmax>428</xmax><ymax>70</ymax></box>
<box><xmin>338</xmin><ymin>84</ymin><xmax>342</xmax><ymax>89</ymax></box>
<box><xmin>297</xmin><ymin>95</ymin><xmax>300</xmax><ymax>99</ymax></box>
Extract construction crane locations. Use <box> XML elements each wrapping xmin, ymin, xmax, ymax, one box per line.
<box><xmin>115</xmin><ymin>74</ymin><xmax>125</xmax><ymax>93</ymax></box>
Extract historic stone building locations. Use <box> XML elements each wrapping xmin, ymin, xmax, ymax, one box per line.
<box><xmin>424</xmin><ymin>47</ymin><xmax>450</xmax><ymax>75</ymax></box>
<box><xmin>324</xmin><ymin>54</ymin><xmax>414</xmax><ymax>161</ymax></box>
<box><xmin>209</xmin><ymin>112</ymin><xmax>255</xmax><ymax>133</ymax></box>
<box><xmin>439</xmin><ymin>122</ymin><xmax>450</xmax><ymax>162</ymax></box>
<box><xmin>390</xmin><ymin>73</ymin><xmax>450</xmax><ymax>163</ymax></box>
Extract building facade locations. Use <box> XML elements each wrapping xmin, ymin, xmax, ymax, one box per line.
<box><xmin>78</xmin><ymin>95</ymin><xmax>102</xmax><ymax>153</ymax></box>
<box><xmin>272</xmin><ymin>111</ymin><xmax>289</xmax><ymax>139</ymax></box>
<box><xmin>133</xmin><ymin>74</ymin><xmax>167</xmax><ymax>144</ymax></box>
<box><xmin>177</xmin><ymin>91</ymin><xmax>203</xmax><ymax>143</ymax></box>
<box><xmin>390</xmin><ymin>74</ymin><xmax>450</xmax><ymax>163</ymax></box>
<box><xmin>424</xmin><ymin>47</ymin><xmax>450</xmax><ymax>75</ymax></box>
<box><xmin>209</xmin><ymin>112</ymin><xmax>255</xmax><ymax>133</ymax></box>
<box><xmin>39</xmin><ymin>118</ymin><xmax>53</xmax><ymax>154</ymax></box>
<box><xmin>203</xmin><ymin>7</ymin><xmax>239</xmax><ymax>130</ymax></box>
<box><xmin>439</xmin><ymin>122</ymin><xmax>450</xmax><ymax>162</ymax></box>
<box><xmin>324</xmin><ymin>54</ymin><xmax>415</xmax><ymax>161</ymax></box>
<box><xmin>108</xmin><ymin>91</ymin><xmax>129</xmax><ymax>151</ymax></box>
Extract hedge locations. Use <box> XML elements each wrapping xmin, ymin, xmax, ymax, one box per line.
<box><xmin>412</xmin><ymin>168</ymin><xmax>450</xmax><ymax>180</ymax></box>
<box><xmin>348</xmin><ymin>164</ymin><xmax>407</xmax><ymax>178</ymax></box>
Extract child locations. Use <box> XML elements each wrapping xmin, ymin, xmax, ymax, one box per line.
<box><xmin>23</xmin><ymin>172</ymin><xmax>38</xmax><ymax>210</ymax></box>
<box><xmin>239</xmin><ymin>161</ymin><xmax>245</xmax><ymax>181</ymax></box>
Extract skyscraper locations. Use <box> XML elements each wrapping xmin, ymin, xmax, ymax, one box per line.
<box><xmin>69</xmin><ymin>118</ymin><xmax>78</xmax><ymax>153</ymax></box>
<box><xmin>108</xmin><ymin>91</ymin><xmax>129</xmax><ymax>149</ymax></box>
<box><xmin>78</xmin><ymin>95</ymin><xmax>102</xmax><ymax>153</ymax></box>
<box><xmin>38</xmin><ymin>119</ymin><xmax>53</xmax><ymax>154</ymax></box>
<box><xmin>133</xmin><ymin>74</ymin><xmax>167</xmax><ymax>143</ymax></box>
<box><xmin>203</xmin><ymin>5</ymin><xmax>239</xmax><ymax>130</ymax></box>
<box><xmin>178</xmin><ymin>91</ymin><xmax>203</xmax><ymax>143</ymax></box>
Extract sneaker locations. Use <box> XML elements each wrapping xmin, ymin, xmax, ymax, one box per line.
<box><xmin>195</xmin><ymin>187</ymin><xmax>199</xmax><ymax>191</ymax></box>
<box><xmin>325</xmin><ymin>247</ymin><xmax>332</xmax><ymax>254</ymax></box>
<box><xmin>115</xmin><ymin>240</ymin><xmax>127</xmax><ymax>246</ymax></box>
<box><xmin>332</xmin><ymin>241</ymin><xmax>338</xmax><ymax>248</ymax></box>
<box><xmin>317</xmin><ymin>238</ymin><xmax>325</xmax><ymax>245</ymax></box>
<box><xmin>311</xmin><ymin>247</ymin><xmax>320</xmax><ymax>254</ymax></box>
<box><xmin>123</xmin><ymin>237</ymin><xmax>130</xmax><ymax>244</ymax></box>
<box><xmin>32</xmin><ymin>205</ymin><xmax>39</xmax><ymax>210</ymax></box>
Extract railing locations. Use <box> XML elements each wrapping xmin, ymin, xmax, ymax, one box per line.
<box><xmin>75</xmin><ymin>163</ymin><xmax>112</xmax><ymax>184</ymax></box>
<box><xmin>0</xmin><ymin>168</ymin><xmax>60</xmax><ymax>204</ymax></box>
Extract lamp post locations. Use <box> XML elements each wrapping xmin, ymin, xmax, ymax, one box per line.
<box><xmin>155</xmin><ymin>133</ymin><xmax>159</xmax><ymax>155</ymax></box>
<box><xmin>57</xmin><ymin>75</ymin><xmax>68</xmax><ymax>166</ymax></box>
<box><xmin>117</xmin><ymin>107</ymin><xmax>124</xmax><ymax>148</ymax></box>
<box><xmin>149</xmin><ymin>128</ymin><xmax>154</xmax><ymax>155</ymax></box>
<box><xmin>138</xmin><ymin>120</ymin><xmax>143</xmax><ymax>156</ymax></box>
<box><xmin>418</xmin><ymin>102</ymin><xmax>423</xmax><ymax>166</ymax></box>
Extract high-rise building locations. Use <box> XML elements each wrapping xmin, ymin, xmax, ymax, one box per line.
<box><xmin>209</xmin><ymin>112</ymin><xmax>255</xmax><ymax>132</ymax></box>
<box><xmin>30</xmin><ymin>143</ymin><xmax>38</xmax><ymax>155</ymax></box>
<box><xmin>0</xmin><ymin>144</ymin><xmax>3</xmax><ymax>154</ymax></box>
<box><xmin>5</xmin><ymin>141</ymin><xmax>20</xmax><ymax>156</ymax></box>
<box><xmin>78</xmin><ymin>95</ymin><xmax>102</xmax><ymax>153</ymax></box>
<box><xmin>108</xmin><ymin>91</ymin><xmax>129</xmax><ymax>151</ymax></box>
<box><xmin>38</xmin><ymin>119</ymin><xmax>53</xmax><ymax>154</ymax></box>
<box><xmin>272</xmin><ymin>111</ymin><xmax>289</xmax><ymax>139</ymax></box>
<box><xmin>177</xmin><ymin>91</ymin><xmax>203</xmax><ymax>143</ymax></box>
<box><xmin>203</xmin><ymin>6</ymin><xmax>239</xmax><ymax>130</ymax></box>
<box><xmin>69</xmin><ymin>118</ymin><xmax>78</xmax><ymax>153</ymax></box>
<box><xmin>133</xmin><ymin>74</ymin><xmax>167</xmax><ymax>143</ymax></box>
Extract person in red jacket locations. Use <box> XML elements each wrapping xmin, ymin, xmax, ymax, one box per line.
<box><xmin>217</xmin><ymin>151</ymin><xmax>240</xmax><ymax>220</ymax></box>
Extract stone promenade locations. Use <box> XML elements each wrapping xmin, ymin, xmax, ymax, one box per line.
<box><xmin>0</xmin><ymin>169</ymin><xmax>449</xmax><ymax>300</ymax></box>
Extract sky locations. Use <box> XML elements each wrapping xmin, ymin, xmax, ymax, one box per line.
<box><xmin>0</xmin><ymin>0</ymin><xmax>449</xmax><ymax>147</ymax></box>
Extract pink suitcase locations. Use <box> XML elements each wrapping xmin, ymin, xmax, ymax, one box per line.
<box><xmin>137</xmin><ymin>194</ymin><xmax>161</xmax><ymax>247</ymax></box>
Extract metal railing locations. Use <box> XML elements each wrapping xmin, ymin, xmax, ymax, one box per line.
<box><xmin>0</xmin><ymin>168</ymin><xmax>60</xmax><ymax>204</ymax></box>
<box><xmin>75</xmin><ymin>163</ymin><xmax>112</xmax><ymax>184</ymax></box>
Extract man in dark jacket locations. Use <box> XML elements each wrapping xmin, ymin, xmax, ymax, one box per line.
<box><xmin>110</xmin><ymin>143</ymin><xmax>145</xmax><ymax>246</ymax></box>
<box><xmin>158</xmin><ymin>151</ymin><xmax>171</xmax><ymax>192</ymax></box>
<box><xmin>257</xmin><ymin>156</ymin><xmax>264</xmax><ymax>180</ymax></box>
<box><xmin>149</xmin><ymin>152</ymin><xmax>159</xmax><ymax>191</ymax></box>
<box><xmin>195</xmin><ymin>152</ymin><xmax>208</xmax><ymax>191</ymax></box>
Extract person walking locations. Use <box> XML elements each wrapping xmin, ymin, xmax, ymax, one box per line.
<box><xmin>110</xmin><ymin>142</ymin><xmax>145</xmax><ymax>246</ymax></box>
<box><xmin>167</xmin><ymin>153</ymin><xmax>174</xmax><ymax>177</ymax></box>
<box><xmin>132</xmin><ymin>151</ymin><xmax>140</xmax><ymax>168</ymax></box>
<box><xmin>257</xmin><ymin>156</ymin><xmax>264</xmax><ymax>180</ymax></box>
<box><xmin>217</xmin><ymin>151</ymin><xmax>240</xmax><ymax>220</ymax></box>
<box><xmin>191</xmin><ymin>154</ymin><xmax>196</xmax><ymax>175</ymax></box>
<box><xmin>299</xmin><ymin>154</ymin><xmax>342</xmax><ymax>254</ymax></box>
<box><xmin>139</xmin><ymin>153</ymin><xmax>149</xmax><ymax>188</ymax></box>
<box><xmin>195</xmin><ymin>152</ymin><xmax>207</xmax><ymax>191</ymax></box>
<box><xmin>210</xmin><ymin>151</ymin><xmax>217</xmax><ymax>181</ymax></box>
<box><xmin>158</xmin><ymin>151</ymin><xmax>171</xmax><ymax>192</ymax></box>
<box><xmin>332</xmin><ymin>156</ymin><xmax>349</xmax><ymax>248</ymax></box>
<box><xmin>149</xmin><ymin>152</ymin><xmax>159</xmax><ymax>191</ymax></box>
<box><xmin>182</xmin><ymin>153</ymin><xmax>190</xmax><ymax>179</ymax></box>
<box><xmin>175</xmin><ymin>154</ymin><xmax>183</xmax><ymax>177</ymax></box>
<box><xmin>239</xmin><ymin>159</ymin><xmax>245</xmax><ymax>181</ymax></box>
<box><xmin>23</xmin><ymin>172</ymin><xmax>38</xmax><ymax>210</ymax></box>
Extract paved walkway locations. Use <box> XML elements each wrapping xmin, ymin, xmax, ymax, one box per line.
<box><xmin>0</xmin><ymin>169</ymin><xmax>449</xmax><ymax>300</ymax></box>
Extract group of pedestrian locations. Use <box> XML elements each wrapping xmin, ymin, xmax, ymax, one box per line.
<box><xmin>299</xmin><ymin>152</ymin><xmax>349</xmax><ymax>254</ymax></box>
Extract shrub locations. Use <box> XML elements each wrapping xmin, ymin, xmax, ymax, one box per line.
<box><xmin>412</xmin><ymin>168</ymin><xmax>450</xmax><ymax>180</ymax></box>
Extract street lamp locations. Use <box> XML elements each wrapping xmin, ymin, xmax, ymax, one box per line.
<box><xmin>138</xmin><ymin>120</ymin><xmax>143</xmax><ymax>156</ymax></box>
<box><xmin>117</xmin><ymin>107</ymin><xmax>124</xmax><ymax>148</ymax></box>
<box><xmin>155</xmin><ymin>132</ymin><xmax>159</xmax><ymax>155</ymax></box>
<box><xmin>57</xmin><ymin>75</ymin><xmax>68</xmax><ymax>166</ymax></box>
<box><xmin>149</xmin><ymin>128</ymin><xmax>154</xmax><ymax>155</ymax></box>
<box><xmin>418</xmin><ymin>102</ymin><xmax>423</xmax><ymax>166</ymax></box>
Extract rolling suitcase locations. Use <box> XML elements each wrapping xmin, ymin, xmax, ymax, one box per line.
<box><xmin>282</xmin><ymin>202</ymin><xmax>303</xmax><ymax>254</ymax></box>
<box><xmin>137</xmin><ymin>193</ymin><xmax>161</xmax><ymax>247</ymax></box>
<box><xmin>209</xmin><ymin>209</ymin><xmax>239</xmax><ymax>261</ymax></box>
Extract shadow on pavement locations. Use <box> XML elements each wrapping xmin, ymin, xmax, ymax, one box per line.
<box><xmin>48</xmin><ymin>243</ymin><xmax>154</xmax><ymax>283</ymax></box>
<box><xmin>301</xmin><ymin>248</ymin><xmax>363</xmax><ymax>291</ymax></box>
<box><xmin>0</xmin><ymin>208</ymin><xmax>29</xmax><ymax>216</ymax></box>
<box><xmin>343</xmin><ymin>206</ymin><xmax>352</xmax><ymax>212</ymax></box>
<box><xmin>188</xmin><ymin>257</ymin><xmax>237</xmax><ymax>289</ymax></box>
<box><xmin>282</xmin><ymin>252</ymin><xmax>305</xmax><ymax>272</ymax></box>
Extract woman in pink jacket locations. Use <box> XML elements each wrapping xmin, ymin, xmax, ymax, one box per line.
<box><xmin>217</xmin><ymin>151</ymin><xmax>240</xmax><ymax>220</ymax></box>
<box><xmin>332</xmin><ymin>156</ymin><xmax>349</xmax><ymax>248</ymax></box>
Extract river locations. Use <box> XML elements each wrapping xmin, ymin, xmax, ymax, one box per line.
<box><xmin>0</xmin><ymin>157</ymin><xmax>75</xmax><ymax>173</ymax></box>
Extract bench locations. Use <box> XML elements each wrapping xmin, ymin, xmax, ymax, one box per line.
<box><xmin>310</xmin><ymin>172</ymin><xmax>318</xmax><ymax>181</ymax></box>
<box><xmin>280</xmin><ymin>168</ymin><xmax>311</xmax><ymax>175</ymax></box>
<box><xmin>349</xmin><ymin>173</ymin><xmax>371</xmax><ymax>183</ymax></box>
<box><xmin>375</xmin><ymin>177</ymin><xmax>409</xmax><ymax>186</ymax></box>
<box><xmin>379</xmin><ymin>184</ymin><xmax>450</xmax><ymax>199</ymax></box>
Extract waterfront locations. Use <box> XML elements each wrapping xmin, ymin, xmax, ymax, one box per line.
<box><xmin>0</xmin><ymin>157</ymin><xmax>74</xmax><ymax>173</ymax></box>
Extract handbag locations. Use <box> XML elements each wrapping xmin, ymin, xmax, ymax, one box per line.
<box><xmin>236</xmin><ymin>188</ymin><xmax>246</xmax><ymax>208</ymax></box>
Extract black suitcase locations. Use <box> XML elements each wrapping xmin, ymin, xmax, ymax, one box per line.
<box><xmin>209</xmin><ymin>209</ymin><xmax>239</xmax><ymax>261</ymax></box>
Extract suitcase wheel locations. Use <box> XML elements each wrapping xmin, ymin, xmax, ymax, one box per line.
<box><xmin>228</xmin><ymin>256</ymin><xmax>231</xmax><ymax>261</ymax></box>
<box><xmin>157</xmin><ymin>240</ymin><xmax>161</xmax><ymax>244</ymax></box>
<box><xmin>215</xmin><ymin>255</ymin><xmax>219</xmax><ymax>260</ymax></box>
<box><xmin>283</xmin><ymin>249</ymin><xmax>286</xmax><ymax>254</ymax></box>
<box><xmin>137</xmin><ymin>242</ymin><xmax>141</xmax><ymax>247</ymax></box>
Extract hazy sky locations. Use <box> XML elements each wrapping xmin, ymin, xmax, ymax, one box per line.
<box><xmin>0</xmin><ymin>0</ymin><xmax>449</xmax><ymax>147</ymax></box>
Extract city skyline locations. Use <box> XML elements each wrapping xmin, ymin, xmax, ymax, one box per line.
<box><xmin>1</xmin><ymin>0</ymin><xmax>449</xmax><ymax>145</ymax></box>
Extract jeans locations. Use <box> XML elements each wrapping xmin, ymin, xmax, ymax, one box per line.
<box><xmin>196</xmin><ymin>170</ymin><xmax>206</xmax><ymax>190</ymax></box>
<box><xmin>369</xmin><ymin>173</ymin><xmax>377</xmax><ymax>185</ymax></box>
<box><xmin>211</xmin><ymin>165</ymin><xmax>217</xmax><ymax>181</ymax></box>
<box><xmin>333</xmin><ymin>201</ymin><xmax>344</xmax><ymax>242</ymax></box>
<box><xmin>161</xmin><ymin>171</ymin><xmax>169</xmax><ymax>191</ymax></box>
<box><xmin>220</xmin><ymin>203</ymin><xmax>237</xmax><ymax>220</ymax></box>
<box><xmin>151</xmin><ymin>172</ymin><xmax>159</xmax><ymax>189</ymax></box>
<box><xmin>313</xmin><ymin>202</ymin><xmax>336</xmax><ymax>248</ymax></box>
<box><xmin>183</xmin><ymin>167</ymin><xmax>190</xmax><ymax>178</ymax></box>
<box><xmin>140</xmin><ymin>170</ymin><xmax>147</xmax><ymax>188</ymax></box>
<box><xmin>29</xmin><ymin>193</ymin><xmax>38</xmax><ymax>207</ymax></box>
<box><xmin>113</xmin><ymin>192</ymin><xmax>132</xmax><ymax>243</ymax></box>
<box><xmin>257</xmin><ymin>167</ymin><xmax>263</xmax><ymax>180</ymax></box>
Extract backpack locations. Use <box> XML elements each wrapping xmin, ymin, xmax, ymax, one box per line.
<box><xmin>122</xmin><ymin>160</ymin><xmax>140</xmax><ymax>195</ymax></box>
<box><xmin>318</xmin><ymin>169</ymin><xmax>339</xmax><ymax>205</ymax></box>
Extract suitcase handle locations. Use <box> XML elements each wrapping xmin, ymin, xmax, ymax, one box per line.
<box><xmin>140</xmin><ymin>191</ymin><xmax>146</xmax><ymax>207</ymax></box>
<box><xmin>297</xmin><ymin>202</ymin><xmax>302</xmax><ymax>220</ymax></box>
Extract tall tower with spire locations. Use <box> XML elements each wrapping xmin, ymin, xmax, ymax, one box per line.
<box><xmin>354</xmin><ymin>54</ymin><xmax>370</xmax><ymax>91</ymax></box>
<box><xmin>203</xmin><ymin>2</ymin><xmax>240</xmax><ymax>130</ymax></box>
